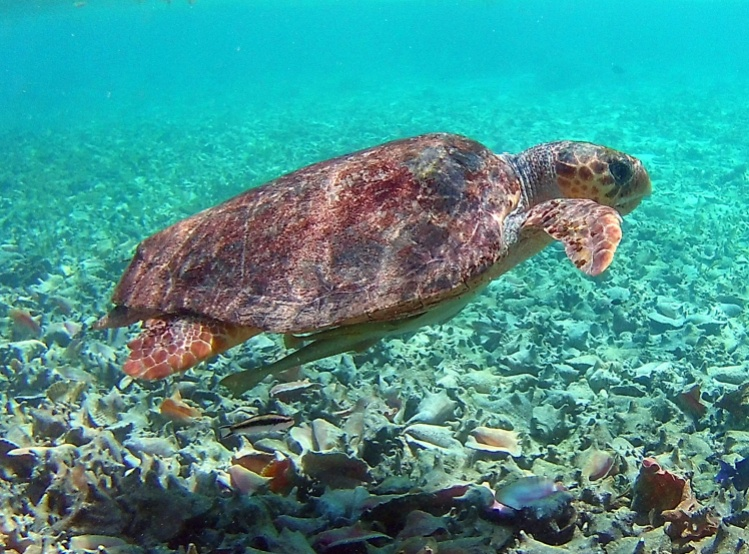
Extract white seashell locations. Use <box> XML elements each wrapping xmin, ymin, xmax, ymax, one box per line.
<box><xmin>655</xmin><ymin>298</ymin><xmax>682</xmax><ymax>319</ymax></box>
<box><xmin>7</xmin><ymin>444</ymin><xmax>77</xmax><ymax>458</ymax></box>
<box><xmin>124</xmin><ymin>436</ymin><xmax>177</xmax><ymax>458</ymax></box>
<box><xmin>87</xmin><ymin>432</ymin><xmax>124</xmax><ymax>465</ymax></box>
<box><xmin>707</xmin><ymin>364</ymin><xmax>749</xmax><ymax>385</ymax></box>
<box><xmin>46</xmin><ymin>380</ymin><xmax>87</xmax><ymax>404</ymax></box>
<box><xmin>566</xmin><ymin>354</ymin><xmax>601</xmax><ymax>370</ymax></box>
<box><xmin>404</xmin><ymin>423</ymin><xmax>462</xmax><ymax>451</ymax></box>
<box><xmin>253</xmin><ymin>437</ymin><xmax>294</xmax><ymax>456</ymax></box>
<box><xmin>466</xmin><ymin>427</ymin><xmax>522</xmax><ymax>457</ymax></box>
<box><xmin>81</xmin><ymin>395</ymin><xmax>116</xmax><ymax>428</ymax></box>
<box><xmin>123</xmin><ymin>450</ymin><xmax>141</xmax><ymax>469</ymax></box>
<box><xmin>632</xmin><ymin>361</ymin><xmax>673</xmax><ymax>380</ymax></box>
<box><xmin>215</xmin><ymin>470</ymin><xmax>232</xmax><ymax>490</ymax></box>
<box><xmin>7</xmin><ymin>446</ymin><xmax>52</xmax><ymax>457</ymax></box>
<box><xmin>250</xmin><ymin>334</ymin><xmax>279</xmax><ymax>352</ymax></box>
<box><xmin>586</xmin><ymin>367</ymin><xmax>621</xmax><ymax>393</ymax></box>
<box><xmin>718</xmin><ymin>303</ymin><xmax>742</xmax><ymax>318</ymax></box>
<box><xmin>342</xmin><ymin>411</ymin><xmax>366</xmax><ymax>453</ymax></box>
<box><xmin>86</xmin><ymin>340</ymin><xmax>118</xmax><ymax>363</ymax></box>
<box><xmin>6</xmin><ymin>339</ymin><xmax>47</xmax><ymax>362</ymax></box>
<box><xmin>458</xmin><ymin>370</ymin><xmax>501</xmax><ymax>394</ymax></box>
<box><xmin>435</xmin><ymin>374</ymin><xmax>459</xmax><ymax>390</ymax></box>
<box><xmin>610</xmin><ymin>437</ymin><xmax>640</xmax><ymax>460</ymax></box>
<box><xmin>407</xmin><ymin>390</ymin><xmax>457</xmax><ymax>425</ymax></box>
<box><xmin>685</xmin><ymin>313</ymin><xmax>725</xmax><ymax>328</ymax></box>
<box><xmin>311</xmin><ymin>418</ymin><xmax>344</xmax><ymax>452</ymax></box>
<box><xmin>228</xmin><ymin>464</ymin><xmax>270</xmax><ymax>495</ymax></box>
<box><xmin>580</xmin><ymin>447</ymin><xmax>617</xmax><ymax>481</ymax></box>
<box><xmin>69</xmin><ymin>535</ymin><xmax>128</xmax><ymax>550</ymax></box>
<box><xmin>606</xmin><ymin>286</ymin><xmax>631</xmax><ymax>303</ymax></box>
<box><xmin>63</xmin><ymin>320</ymin><xmax>83</xmax><ymax>337</ymax></box>
<box><xmin>270</xmin><ymin>379</ymin><xmax>318</xmax><ymax>399</ymax></box>
<box><xmin>288</xmin><ymin>426</ymin><xmax>315</xmax><ymax>453</ymax></box>
<box><xmin>648</xmin><ymin>311</ymin><xmax>685</xmax><ymax>328</ymax></box>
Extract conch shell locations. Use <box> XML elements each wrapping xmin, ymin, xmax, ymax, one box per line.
<box><xmin>466</xmin><ymin>426</ymin><xmax>522</xmax><ymax>457</ymax></box>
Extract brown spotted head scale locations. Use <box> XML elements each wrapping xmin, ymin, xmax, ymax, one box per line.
<box><xmin>511</xmin><ymin>141</ymin><xmax>651</xmax><ymax>215</ymax></box>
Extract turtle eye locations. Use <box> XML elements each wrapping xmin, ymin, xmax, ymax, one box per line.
<box><xmin>609</xmin><ymin>159</ymin><xmax>633</xmax><ymax>184</ymax></box>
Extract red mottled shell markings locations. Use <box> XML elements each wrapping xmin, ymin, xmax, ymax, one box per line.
<box><xmin>110</xmin><ymin>134</ymin><xmax>521</xmax><ymax>333</ymax></box>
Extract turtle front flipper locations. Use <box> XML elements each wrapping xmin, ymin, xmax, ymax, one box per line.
<box><xmin>124</xmin><ymin>316</ymin><xmax>260</xmax><ymax>380</ymax></box>
<box><xmin>523</xmin><ymin>198</ymin><xmax>623</xmax><ymax>276</ymax></box>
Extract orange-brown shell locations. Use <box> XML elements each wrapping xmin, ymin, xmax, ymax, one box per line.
<box><xmin>109</xmin><ymin>133</ymin><xmax>522</xmax><ymax>333</ymax></box>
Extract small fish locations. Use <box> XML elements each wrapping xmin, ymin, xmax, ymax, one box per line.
<box><xmin>218</xmin><ymin>413</ymin><xmax>295</xmax><ymax>440</ymax></box>
<box><xmin>494</xmin><ymin>476</ymin><xmax>567</xmax><ymax>512</ymax></box>
<box><xmin>269</xmin><ymin>378</ymin><xmax>318</xmax><ymax>398</ymax></box>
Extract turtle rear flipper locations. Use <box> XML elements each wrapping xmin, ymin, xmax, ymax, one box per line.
<box><xmin>220</xmin><ymin>293</ymin><xmax>476</xmax><ymax>396</ymax></box>
<box><xmin>523</xmin><ymin>198</ymin><xmax>623</xmax><ymax>276</ymax></box>
<box><xmin>123</xmin><ymin>316</ymin><xmax>259</xmax><ymax>380</ymax></box>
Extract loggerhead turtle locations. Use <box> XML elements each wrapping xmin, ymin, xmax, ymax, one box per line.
<box><xmin>94</xmin><ymin>133</ymin><xmax>651</xmax><ymax>395</ymax></box>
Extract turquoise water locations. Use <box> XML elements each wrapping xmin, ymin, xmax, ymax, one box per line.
<box><xmin>3</xmin><ymin>0</ymin><xmax>748</xmax><ymax>130</ymax></box>
<box><xmin>2</xmin><ymin>1</ymin><xmax>749</xmax><ymax>552</ymax></box>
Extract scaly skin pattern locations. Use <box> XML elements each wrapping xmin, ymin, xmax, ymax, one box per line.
<box><xmin>511</xmin><ymin>140</ymin><xmax>649</xmax><ymax>216</ymax></box>
<box><xmin>123</xmin><ymin>316</ymin><xmax>258</xmax><ymax>379</ymax></box>
<box><xmin>524</xmin><ymin>199</ymin><xmax>623</xmax><ymax>276</ymax></box>
<box><xmin>96</xmin><ymin>133</ymin><xmax>651</xmax><ymax>381</ymax></box>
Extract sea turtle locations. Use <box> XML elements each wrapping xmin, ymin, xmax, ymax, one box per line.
<box><xmin>95</xmin><ymin>133</ymin><xmax>651</xmax><ymax>395</ymax></box>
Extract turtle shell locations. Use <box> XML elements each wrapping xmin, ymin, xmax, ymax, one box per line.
<box><xmin>109</xmin><ymin>133</ymin><xmax>522</xmax><ymax>333</ymax></box>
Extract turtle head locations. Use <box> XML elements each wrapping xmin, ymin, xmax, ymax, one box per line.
<box><xmin>552</xmin><ymin>142</ymin><xmax>652</xmax><ymax>215</ymax></box>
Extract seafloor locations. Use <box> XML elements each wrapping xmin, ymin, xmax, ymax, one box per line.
<box><xmin>1</xmin><ymin>77</ymin><xmax>748</xmax><ymax>554</ymax></box>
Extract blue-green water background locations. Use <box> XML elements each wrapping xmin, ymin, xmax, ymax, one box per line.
<box><xmin>2</xmin><ymin>0</ymin><xmax>748</xmax><ymax>345</ymax></box>
<box><xmin>3</xmin><ymin>0</ymin><xmax>748</xmax><ymax>299</ymax></box>
<box><xmin>4</xmin><ymin>0</ymin><xmax>749</xmax><ymax>132</ymax></box>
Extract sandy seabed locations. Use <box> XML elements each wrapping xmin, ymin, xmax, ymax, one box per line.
<box><xmin>1</xmin><ymin>76</ymin><xmax>748</xmax><ymax>553</ymax></box>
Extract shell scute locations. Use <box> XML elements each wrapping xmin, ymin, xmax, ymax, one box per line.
<box><xmin>110</xmin><ymin>133</ymin><xmax>518</xmax><ymax>333</ymax></box>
